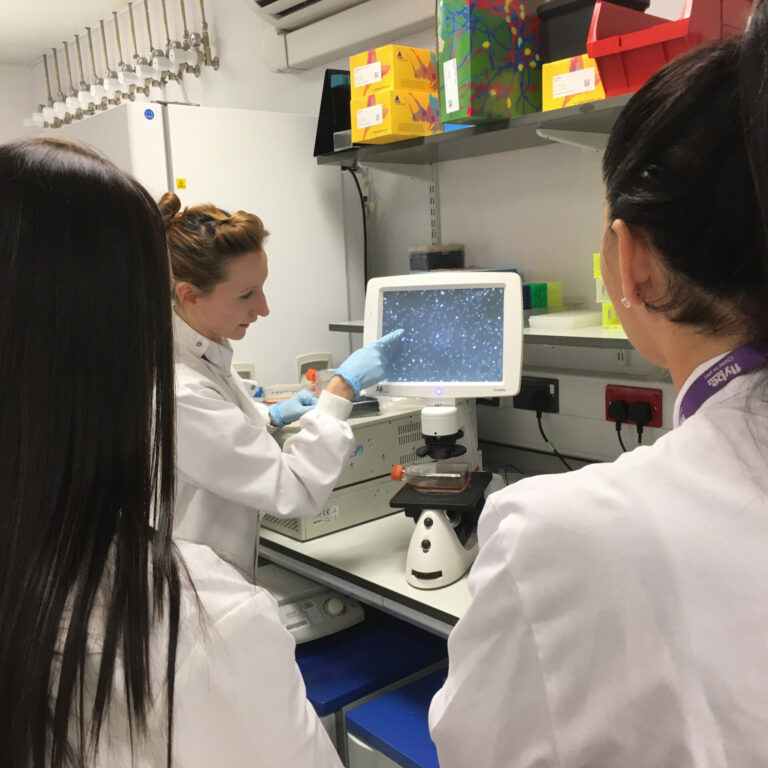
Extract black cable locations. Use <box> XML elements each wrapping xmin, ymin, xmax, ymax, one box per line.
<box><xmin>503</xmin><ymin>464</ymin><xmax>527</xmax><ymax>484</ymax></box>
<box><xmin>536</xmin><ymin>411</ymin><xmax>573</xmax><ymax>471</ymax></box>
<box><xmin>628</xmin><ymin>401</ymin><xmax>653</xmax><ymax>445</ymax></box>
<box><xmin>343</xmin><ymin>167</ymin><xmax>368</xmax><ymax>285</ymax></box>
<box><xmin>607</xmin><ymin>400</ymin><xmax>629</xmax><ymax>453</ymax></box>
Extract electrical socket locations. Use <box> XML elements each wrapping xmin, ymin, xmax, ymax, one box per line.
<box><xmin>605</xmin><ymin>385</ymin><xmax>663</xmax><ymax>428</ymax></box>
<box><xmin>513</xmin><ymin>376</ymin><xmax>559</xmax><ymax>413</ymax></box>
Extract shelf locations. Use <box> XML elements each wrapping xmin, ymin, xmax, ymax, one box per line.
<box><xmin>329</xmin><ymin>320</ymin><xmax>364</xmax><ymax>333</ymax></box>
<box><xmin>318</xmin><ymin>95</ymin><xmax>632</xmax><ymax>167</ymax></box>
<box><xmin>523</xmin><ymin>325</ymin><xmax>630</xmax><ymax>349</ymax></box>
<box><xmin>329</xmin><ymin>321</ymin><xmax>631</xmax><ymax>349</ymax></box>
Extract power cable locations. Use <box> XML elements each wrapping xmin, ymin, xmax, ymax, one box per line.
<box><xmin>343</xmin><ymin>166</ymin><xmax>368</xmax><ymax>285</ymax></box>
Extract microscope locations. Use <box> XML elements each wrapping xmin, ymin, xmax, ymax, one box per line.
<box><xmin>362</xmin><ymin>270</ymin><xmax>524</xmax><ymax>591</ymax></box>
<box><xmin>390</xmin><ymin>403</ymin><xmax>492</xmax><ymax>590</ymax></box>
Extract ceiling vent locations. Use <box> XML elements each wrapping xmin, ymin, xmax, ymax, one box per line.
<box><xmin>248</xmin><ymin>0</ymin><xmax>370</xmax><ymax>32</ymax></box>
<box><xmin>247</xmin><ymin>0</ymin><xmax>435</xmax><ymax>73</ymax></box>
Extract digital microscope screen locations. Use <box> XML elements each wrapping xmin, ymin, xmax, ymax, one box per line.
<box><xmin>381</xmin><ymin>287</ymin><xmax>504</xmax><ymax>382</ymax></box>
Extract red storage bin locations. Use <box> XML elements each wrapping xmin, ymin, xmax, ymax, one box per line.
<box><xmin>587</xmin><ymin>0</ymin><xmax>752</xmax><ymax>97</ymax></box>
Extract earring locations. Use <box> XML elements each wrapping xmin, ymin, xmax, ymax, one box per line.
<box><xmin>620</xmin><ymin>297</ymin><xmax>632</xmax><ymax>308</ymax></box>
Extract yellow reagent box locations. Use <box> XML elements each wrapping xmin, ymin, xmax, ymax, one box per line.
<box><xmin>350</xmin><ymin>45</ymin><xmax>437</xmax><ymax>99</ymax></box>
<box><xmin>543</xmin><ymin>54</ymin><xmax>606</xmax><ymax>112</ymax></box>
<box><xmin>602</xmin><ymin>302</ymin><xmax>622</xmax><ymax>328</ymax></box>
<box><xmin>351</xmin><ymin>90</ymin><xmax>442</xmax><ymax>145</ymax></box>
<box><xmin>593</xmin><ymin>252</ymin><xmax>602</xmax><ymax>279</ymax></box>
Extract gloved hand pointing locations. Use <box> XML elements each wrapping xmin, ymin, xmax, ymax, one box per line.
<box><xmin>335</xmin><ymin>329</ymin><xmax>405</xmax><ymax>397</ymax></box>
<box><xmin>269</xmin><ymin>390</ymin><xmax>318</xmax><ymax>427</ymax></box>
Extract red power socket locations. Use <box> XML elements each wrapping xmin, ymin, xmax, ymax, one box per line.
<box><xmin>605</xmin><ymin>385</ymin><xmax>663</xmax><ymax>428</ymax></box>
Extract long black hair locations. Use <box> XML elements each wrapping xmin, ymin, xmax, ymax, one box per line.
<box><xmin>0</xmin><ymin>138</ymin><xmax>181</xmax><ymax>767</ymax></box>
<box><xmin>603</xmin><ymin>1</ymin><xmax>768</xmax><ymax>340</ymax></box>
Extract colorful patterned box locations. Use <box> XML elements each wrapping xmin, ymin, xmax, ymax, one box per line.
<box><xmin>543</xmin><ymin>54</ymin><xmax>606</xmax><ymax>112</ymax></box>
<box><xmin>350</xmin><ymin>45</ymin><xmax>438</xmax><ymax>99</ymax></box>
<box><xmin>437</xmin><ymin>0</ymin><xmax>551</xmax><ymax>124</ymax></box>
<box><xmin>350</xmin><ymin>90</ymin><xmax>443</xmax><ymax>144</ymax></box>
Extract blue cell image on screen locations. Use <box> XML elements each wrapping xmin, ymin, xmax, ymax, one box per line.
<box><xmin>381</xmin><ymin>287</ymin><xmax>504</xmax><ymax>382</ymax></box>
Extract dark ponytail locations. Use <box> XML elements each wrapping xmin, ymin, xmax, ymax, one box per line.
<box><xmin>739</xmin><ymin>0</ymin><xmax>768</xmax><ymax>301</ymax></box>
<box><xmin>603</xmin><ymin>5</ymin><xmax>767</xmax><ymax>341</ymax></box>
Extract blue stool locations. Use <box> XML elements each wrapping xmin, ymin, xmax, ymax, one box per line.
<box><xmin>296</xmin><ymin>608</ymin><xmax>447</xmax><ymax>763</ymax></box>
<box><xmin>345</xmin><ymin>669</ymin><xmax>445</xmax><ymax>768</ymax></box>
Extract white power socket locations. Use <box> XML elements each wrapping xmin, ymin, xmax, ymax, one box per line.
<box><xmin>296</xmin><ymin>352</ymin><xmax>333</xmax><ymax>383</ymax></box>
<box><xmin>233</xmin><ymin>362</ymin><xmax>256</xmax><ymax>380</ymax></box>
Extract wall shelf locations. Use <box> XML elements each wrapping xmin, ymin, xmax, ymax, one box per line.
<box><xmin>329</xmin><ymin>321</ymin><xmax>631</xmax><ymax>350</ymax></box>
<box><xmin>318</xmin><ymin>94</ymin><xmax>632</xmax><ymax>167</ymax></box>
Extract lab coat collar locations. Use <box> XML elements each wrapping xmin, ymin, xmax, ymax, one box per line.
<box><xmin>173</xmin><ymin>311</ymin><xmax>234</xmax><ymax>372</ymax></box>
<box><xmin>673</xmin><ymin>349</ymin><xmax>744</xmax><ymax>429</ymax></box>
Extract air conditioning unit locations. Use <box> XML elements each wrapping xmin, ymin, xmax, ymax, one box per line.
<box><xmin>246</xmin><ymin>0</ymin><xmax>435</xmax><ymax>73</ymax></box>
<box><xmin>248</xmin><ymin>0</ymin><xmax>370</xmax><ymax>32</ymax></box>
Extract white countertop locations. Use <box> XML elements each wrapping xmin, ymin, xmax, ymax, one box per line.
<box><xmin>260</xmin><ymin>512</ymin><xmax>472</xmax><ymax>637</ymax></box>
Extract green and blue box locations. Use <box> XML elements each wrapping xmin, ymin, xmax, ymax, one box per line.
<box><xmin>437</xmin><ymin>0</ymin><xmax>551</xmax><ymax>124</ymax></box>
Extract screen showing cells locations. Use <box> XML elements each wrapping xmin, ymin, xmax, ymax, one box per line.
<box><xmin>381</xmin><ymin>287</ymin><xmax>504</xmax><ymax>382</ymax></box>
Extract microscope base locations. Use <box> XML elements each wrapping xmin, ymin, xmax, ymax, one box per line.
<box><xmin>405</xmin><ymin>510</ymin><xmax>478</xmax><ymax>590</ymax></box>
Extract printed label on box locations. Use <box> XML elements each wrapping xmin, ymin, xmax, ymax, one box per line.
<box><xmin>443</xmin><ymin>58</ymin><xmax>460</xmax><ymax>113</ymax></box>
<box><xmin>552</xmin><ymin>68</ymin><xmax>596</xmax><ymax>99</ymax></box>
<box><xmin>353</xmin><ymin>61</ymin><xmax>382</xmax><ymax>88</ymax></box>
<box><xmin>356</xmin><ymin>104</ymin><xmax>383</xmax><ymax>129</ymax></box>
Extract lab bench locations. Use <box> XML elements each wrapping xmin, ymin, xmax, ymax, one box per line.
<box><xmin>259</xmin><ymin>511</ymin><xmax>471</xmax><ymax>638</ymax></box>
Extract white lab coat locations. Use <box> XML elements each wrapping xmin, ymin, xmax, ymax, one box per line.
<box><xmin>172</xmin><ymin>314</ymin><xmax>354</xmax><ymax>575</ymax></box>
<box><xmin>79</xmin><ymin>540</ymin><xmax>342</xmax><ymax>767</ymax></box>
<box><xmin>429</xmin><ymin>359</ymin><xmax>768</xmax><ymax>767</ymax></box>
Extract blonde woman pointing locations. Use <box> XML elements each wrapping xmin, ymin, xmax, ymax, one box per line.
<box><xmin>160</xmin><ymin>193</ymin><xmax>401</xmax><ymax>577</ymax></box>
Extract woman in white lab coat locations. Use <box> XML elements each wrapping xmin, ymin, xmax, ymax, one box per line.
<box><xmin>430</xmin><ymin>7</ymin><xmax>768</xmax><ymax>767</ymax></box>
<box><xmin>0</xmin><ymin>138</ymin><xmax>341</xmax><ymax>767</ymax></box>
<box><xmin>159</xmin><ymin>192</ymin><xmax>400</xmax><ymax>577</ymax></box>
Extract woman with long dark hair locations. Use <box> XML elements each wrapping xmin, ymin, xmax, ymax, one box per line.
<box><xmin>0</xmin><ymin>138</ymin><xmax>342</xmax><ymax>767</ymax></box>
<box><xmin>430</xmin><ymin>3</ymin><xmax>768</xmax><ymax>766</ymax></box>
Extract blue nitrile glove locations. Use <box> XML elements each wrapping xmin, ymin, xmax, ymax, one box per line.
<box><xmin>269</xmin><ymin>390</ymin><xmax>318</xmax><ymax>427</ymax></box>
<box><xmin>335</xmin><ymin>329</ymin><xmax>405</xmax><ymax>396</ymax></box>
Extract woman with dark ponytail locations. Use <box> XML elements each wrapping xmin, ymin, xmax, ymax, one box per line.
<box><xmin>430</xmin><ymin>5</ymin><xmax>768</xmax><ymax>766</ymax></box>
<box><xmin>0</xmin><ymin>139</ymin><xmax>343</xmax><ymax>767</ymax></box>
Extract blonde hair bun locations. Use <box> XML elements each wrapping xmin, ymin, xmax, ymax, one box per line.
<box><xmin>157</xmin><ymin>192</ymin><xmax>182</xmax><ymax>230</ymax></box>
<box><xmin>213</xmin><ymin>211</ymin><xmax>268</xmax><ymax>254</ymax></box>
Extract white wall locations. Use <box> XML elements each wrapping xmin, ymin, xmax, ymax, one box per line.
<box><xmin>0</xmin><ymin>63</ymin><xmax>36</xmax><ymax>142</ymax></box>
<box><xmin>158</xmin><ymin>0</ymin><xmax>326</xmax><ymax>115</ymax></box>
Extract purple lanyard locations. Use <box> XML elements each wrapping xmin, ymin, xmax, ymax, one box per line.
<box><xmin>678</xmin><ymin>343</ymin><xmax>768</xmax><ymax>424</ymax></box>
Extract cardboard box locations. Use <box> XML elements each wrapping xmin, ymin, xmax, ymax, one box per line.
<box><xmin>409</xmin><ymin>244</ymin><xmax>465</xmax><ymax>271</ymax></box>
<box><xmin>593</xmin><ymin>252</ymin><xmax>602</xmax><ymax>279</ymax></box>
<box><xmin>351</xmin><ymin>90</ymin><xmax>442</xmax><ymax>144</ymax></box>
<box><xmin>523</xmin><ymin>282</ymin><xmax>548</xmax><ymax>309</ymax></box>
<box><xmin>546</xmin><ymin>281</ymin><xmax>563</xmax><ymax>307</ymax></box>
<box><xmin>602</xmin><ymin>301</ymin><xmax>621</xmax><ymax>328</ymax></box>
<box><xmin>437</xmin><ymin>0</ymin><xmax>551</xmax><ymax>124</ymax></box>
<box><xmin>350</xmin><ymin>45</ymin><xmax>438</xmax><ymax>99</ymax></box>
<box><xmin>543</xmin><ymin>54</ymin><xmax>605</xmax><ymax>111</ymax></box>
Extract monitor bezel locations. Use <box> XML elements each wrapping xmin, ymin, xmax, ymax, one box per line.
<box><xmin>362</xmin><ymin>272</ymin><xmax>523</xmax><ymax>399</ymax></box>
